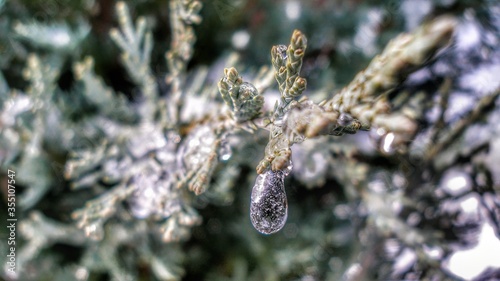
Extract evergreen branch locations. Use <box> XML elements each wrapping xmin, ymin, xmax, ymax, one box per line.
<box><xmin>165</xmin><ymin>0</ymin><xmax>202</xmax><ymax>127</ymax></box>
<box><xmin>255</xmin><ymin>30</ymin><xmax>308</xmax><ymax>173</ymax></box>
<box><xmin>218</xmin><ymin>67</ymin><xmax>264</xmax><ymax>123</ymax></box>
<box><xmin>23</xmin><ymin>54</ymin><xmax>60</xmax><ymax>100</ymax></box>
<box><xmin>425</xmin><ymin>88</ymin><xmax>500</xmax><ymax>162</ymax></box>
<box><xmin>13</xmin><ymin>54</ymin><xmax>62</xmax><ymax>209</ymax></box>
<box><xmin>73</xmin><ymin>57</ymin><xmax>133</xmax><ymax>119</ymax></box>
<box><xmin>289</xmin><ymin>16</ymin><xmax>457</xmax><ymax>140</ymax></box>
<box><xmin>109</xmin><ymin>2</ymin><xmax>158</xmax><ymax>122</ymax></box>
<box><xmin>272</xmin><ymin>29</ymin><xmax>308</xmax><ymax>121</ymax></box>
<box><xmin>71</xmin><ymin>182</ymin><xmax>135</xmax><ymax>240</ymax></box>
<box><xmin>17</xmin><ymin>212</ymin><xmax>87</xmax><ymax>277</ymax></box>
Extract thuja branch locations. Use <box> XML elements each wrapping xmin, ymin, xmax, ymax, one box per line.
<box><xmin>289</xmin><ymin>16</ymin><xmax>457</xmax><ymax>143</ymax></box>
<box><xmin>165</xmin><ymin>0</ymin><xmax>202</xmax><ymax>126</ymax></box>
<box><xmin>250</xmin><ymin>16</ymin><xmax>456</xmax><ymax>176</ymax></box>
<box><xmin>425</xmin><ymin>88</ymin><xmax>500</xmax><ymax>162</ymax></box>
<box><xmin>218</xmin><ymin>15</ymin><xmax>458</xmax><ymax>237</ymax></box>
<box><xmin>256</xmin><ymin>30</ymin><xmax>308</xmax><ymax>174</ymax></box>
<box><xmin>110</xmin><ymin>2</ymin><xmax>157</xmax><ymax>121</ymax></box>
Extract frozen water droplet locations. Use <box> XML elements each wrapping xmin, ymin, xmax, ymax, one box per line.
<box><xmin>338</xmin><ymin>112</ymin><xmax>354</xmax><ymax>126</ymax></box>
<box><xmin>238</xmin><ymin>82</ymin><xmax>259</xmax><ymax>99</ymax></box>
<box><xmin>381</xmin><ymin>132</ymin><xmax>395</xmax><ymax>154</ymax></box>
<box><xmin>250</xmin><ymin>170</ymin><xmax>288</xmax><ymax>234</ymax></box>
<box><xmin>440</xmin><ymin>169</ymin><xmax>472</xmax><ymax>196</ymax></box>
<box><xmin>276</xmin><ymin>45</ymin><xmax>288</xmax><ymax>61</ymax></box>
<box><xmin>84</xmin><ymin>223</ymin><xmax>103</xmax><ymax>241</ymax></box>
<box><xmin>219</xmin><ymin>140</ymin><xmax>232</xmax><ymax>161</ymax></box>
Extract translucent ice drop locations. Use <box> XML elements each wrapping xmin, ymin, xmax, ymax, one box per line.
<box><xmin>250</xmin><ymin>169</ymin><xmax>288</xmax><ymax>234</ymax></box>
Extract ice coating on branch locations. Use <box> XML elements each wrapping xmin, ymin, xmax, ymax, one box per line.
<box><xmin>275</xmin><ymin>44</ymin><xmax>288</xmax><ymax>62</ymax></box>
<box><xmin>250</xmin><ymin>169</ymin><xmax>288</xmax><ymax>234</ymax></box>
<box><xmin>179</xmin><ymin>125</ymin><xmax>216</xmax><ymax>171</ymax></box>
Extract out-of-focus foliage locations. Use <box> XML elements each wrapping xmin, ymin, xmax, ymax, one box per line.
<box><xmin>1</xmin><ymin>0</ymin><xmax>499</xmax><ymax>281</ymax></box>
